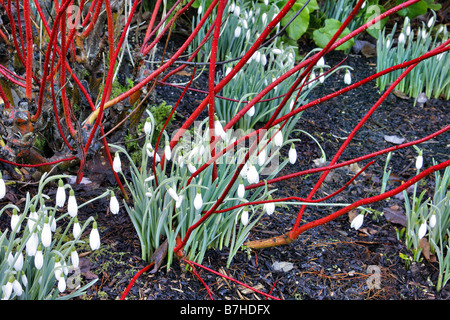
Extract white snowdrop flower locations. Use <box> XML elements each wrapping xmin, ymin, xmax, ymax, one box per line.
<box><xmin>109</xmin><ymin>191</ymin><xmax>120</xmax><ymax>214</ymax></box>
<box><xmin>73</xmin><ymin>218</ymin><xmax>81</xmax><ymax>239</ymax></box>
<box><xmin>274</xmin><ymin>130</ymin><xmax>283</xmax><ymax>147</ymax></box>
<box><xmin>89</xmin><ymin>221</ymin><xmax>101</xmax><ymax>250</ymax></box>
<box><xmin>361</xmin><ymin>1</ymin><xmax>366</xmax><ymax>9</ymax></box>
<box><xmin>68</xmin><ymin>189</ymin><xmax>78</xmax><ymax>217</ymax></box>
<box><xmin>234</xmin><ymin>25</ymin><xmax>241</xmax><ymax>38</ymax></box>
<box><xmin>258</xmin><ymin>147</ymin><xmax>266</xmax><ymax>166</ymax></box>
<box><xmin>214</xmin><ymin>117</ymin><xmax>227</xmax><ymax>140</ymax></box>
<box><xmin>176</xmin><ymin>194</ymin><xmax>184</xmax><ymax>208</ymax></box>
<box><xmin>11</xmin><ymin>209</ymin><xmax>21</xmax><ymax>232</ymax></box>
<box><xmin>56</xmin><ymin>179</ymin><xmax>66</xmax><ymax>207</ymax></box>
<box><xmin>54</xmin><ymin>259</ymin><xmax>63</xmax><ymax>280</ymax></box>
<box><xmin>7</xmin><ymin>252</ymin><xmax>14</xmax><ymax>267</ymax></box>
<box><xmin>145</xmin><ymin>188</ymin><xmax>153</xmax><ymax>198</ymax></box>
<box><xmin>225</xmin><ymin>66</ymin><xmax>232</xmax><ymax>77</ymax></box>
<box><xmin>194</xmin><ymin>191</ymin><xmax>203</xmax><ymax>210</ymax></box>
<box><xmin>41</xmin><ymin>216</ymin><xmax>52</xmax><ymax>248</ymax></box>
<box><xmin>165</xmin><ymin>144</ymin><xmax>172</xmax><ymax>160</ymax></box>
<box><xmin>27</xmin><ymin>206</ymin><xmax>38</xmax><ymax>232</ymax></box>
<box><xmin>247</xmin><ymin>164</ymin><xmax>259</xmax><ymax>184</ymax></box>
<box><xmin>229</xmin><ymin>2</ymin><xmax>235</xmax><ymax>13</ymax></box>
<box><xmin>262</xmin><ymin>12</ymin><xmax>267</xmax><ymax>25</ymax></box>
<box><xmin>26</xmin><ymin>231</ymin><xmax>39</xmax><ymax>256</ymax></box>
<box><xmin>289</xmin><ymin>100</ymin><xmax>295</xmax><ymax>111</ymax></box>
<box><xmin>237</xmin><ymin>180</ymin><xmax>245</xmax><ymax>198</ymax></box>
<box><xmin>188</xmin><ymin>162</ymin><xmax>197</xmax><ymax>174</ymax></box>
<box><xmin>415</xmin><ymin>154</ymin><xmax>423</xmax><ymax>170</ymax></box>
<box><xmin>264</xmin><ymin>0</ymin><xmax>268</xmax><ymax>5</ymax></box>
<box><xmin>264</xmin><ymin>196</ymin><xmax>275</xmax><ymax>216</ymax></box>
<box><xmin>308</xmin><ymin>72</ymin><xmax>315</xmax><ymax>89</ymax></box>
<box><xmin>113</xmin><ymin>152</ymin><xmax>122</xmax><ymax>173</ymax></box>
<box><xmin>58</xmin><ymin>277</ymin><xmax>66</xmax><ymax>293</ymax></box>
<box><xmin>429</xmin><ymin>213</ymin><xmax>437</xmax><ymax>229</ymax></box>
<box><xmin>260</xmin><ymin>53</ymin><xmax>267</xmax><ymax>66</ymax></box>
<box><xmin>386</xmin><ymin>38</ymin><xmax>391</xmax><ymax>48</ymax></box>
<box><xmin>12</xmin><ymin>279</ymin><xmax>22</xmax><ymax>296</ymax></box>
<box><xmin>398</xmin><ymin>32</ymin><xmax>405</xmax><ymax>44</ymax></box>
<box><xmin>241</xmin><ymin>207</ymin><xmax>249</xmax><ymax>226</ymax></box>
<box><xmin>146</xmin><ymin>143</ymin><xmax>154</xmax><ymax>158</ymax></box>
<box><xmin>246</xmin><ymin>105</ymin><xmax>255</xmax><ymax>117</ymax></box>
<box><xmin>71</xmin><ymin>247</ymin><xmax>79</xmax><ymax>268</ymax></box>
<box><xmin>2</xmin><ymin>277</ymin><xmax>13</xmax><ymax>300</ymax></box>
<box><xmin>143</xmin><ymin>118</ymin><xmax>152</xmax><ymax>135</ymax></box>
<box><xmin>240</xmin><ymin>162</ymin><xmax>248</xmax><ymax>178</ymax></box>
<box><xmin>421</xmin><ymin>29</ymin><xmax>427</xmax><ymax>39</ymax></box>
<box><xmin>246</xmin><ymin>29</ymin><xmax>251</xmax><ymax>41</ymax></box>
<box><xmin>289</xmin><ymin>144</ymin><xmax>297</xmax><ymax>164</ymax></box>
<box><xmin>20</xmin><ymin>271</ymin><xmax>28</xmax><ymax>288</ymax></box>
<box><xmin>319</xmin><ymin>71</ymin><xmax>325</xmax><ymax>84</ymax></box>
<box><xmin>145</xmin><ymin>175</ymin><xmax>155</xmax><ymax>182</ymax></box>
<box><xmin>404</xmin><ymin>16</ymin><xmax>410</xmax><ymax>27</ymax></box>
<box><xmin>0</xmin><ymin>172</ymin><xmax>6</xmax><ymax>199</ymax></box>
<box><xmin>155</xmin><ymin>152</ymin><xmax>161</xmax><ymax>163</ymax></box>
<box><xmin>198</xmin><ymin>5</ymin><xmax>202</xmax><ymax>15</ymax></box>
<box><xmin>317</xmin><ymin>56</ymin><xmax>325</xmax><ymax>67</ymax></box>
<box><xmin>13</xmin><ymin>251</ymin><xmax>24</xmax><ymax>271</ymax></box>
<box><xmin>406</xmin><ymin>25</ymin><xmax>411</xmax><ymax>36</ymax></box>
<box><xmin>34</xmin><ymin>246</ymin><xmax>44</xmax><ymax>270</ymax></box>
<box><xmin>418</xmin><ymin>221</ymin><xmax>427</xmax><ymax>239</ymax></box>
<box><xmin>233</xmin><ymin>5</ymin><xmax>240</xmax><ymax>17</ymax></box>
<box><xmin>50</xmin><ymin>215</ymin><xmax>56</xmax><ymax>232</ymax></box>
<box><xmin>254</xmin><ymin>51</ymin><xmax>261</xmax><ymax>63</ymax></box>
<box><xmin>350</xmin><ymin>213</ymin><xmax>364</xmax><ymax>230</ymax></box>
<box><xmin>272</xmin><ymin>48</ymin><xmax>282</xmax><ymax>55</ymax></box>
<box><xmin>241</xmin><ymin>19</ymin><xmax>248</xmax><ymax>29</ymax></box>
<box><xmin>344</xmin><ymin>70</ymin><xmax>352</xmax><ymax>85</ymax></box>
<box><xmin>167</xmin><ymin>187</ymin><xmax>179</xmax><ymax>202</ymax></box>
<box><xmin>427</xmin><ymin>16</ymin><xmax>435</xmax><ymax>28</ymax></box>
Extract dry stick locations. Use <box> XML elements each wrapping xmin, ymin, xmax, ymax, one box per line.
<box><xmin>247</xmin><ymin>159</ymin><xmax>450</xmax><ymax>249</ymax></box>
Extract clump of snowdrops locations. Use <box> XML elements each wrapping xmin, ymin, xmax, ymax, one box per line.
<box><xmin>0</xmin><ymin>172</ymin><xmax>115</xmax><ymax>300</ymax></box>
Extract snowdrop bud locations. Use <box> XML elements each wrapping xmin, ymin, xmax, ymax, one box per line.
<box><xmin>68</xmin><ymin>189</ymin><xmax>78</xmax><ymax>217</ymax></box>
<box><xmin>194</xmin><ymin>191</ymin><xmax>203</xmax><ymax>210</ymax></box>
<box><xmin>56</xmin><ymin>179</ymin><xmax>66</xmax><ymax>207</ymax></box>
<box><xmin>50</xmin><ymin>215</ymin><xmax>56</xmax><ymax>232</ymax></box>
<box><xmin>20</xmin><ymin>271</ymin><xmax>28</xmax><ymax>287</ymax></box>
<box><xmin>344</xmin><ymin>70</ymin><xmax>352</xmax><ymax>85</ymax></box>
<box><xmin>54</xmin><ymin>258</ymin><xmax>62</xmax><ymax>280</ymax></box>
<box><xmin>429</xmin><ymin>213</ymin><xmax>436</xmax><ymax>229</ymax></box>
<box><xmin>27</xmin><ymin>205</ymin><xmax>38</xmax><ymax>232</ymax></box>
<box><xmin>258</xmin><ymin>147</ymin><xmax>266</xmax><ymax>166</ymax></box>
<box><xmin>11</xmin><ymin>209</ymin><xmax>21</xmax><ymax>232</ymax></box>
<box><xmin>260</xmin><ymin>53</ymin><xmax>267</xmax><ymax>66</ymax></box>
<box><xmin>89</xmin><ymin>221</ymin><xmax>101</xmax><ymax>250</ymax></box>
<box><xmin>415</xmin><ymin>154</ymin><xmax>423</xmax><ymax>170</ymax></box>
<box><xmin>13</xmin><ymin>251</ymin><xmax>24</xmax><ymax>271</ymax></box>
<box><xmin>146</xmin><ymin>143</ymin><xmax>154</xmax><ymax>158</ymax></box>
<box><xmin>2</xmin><ymin>276</ymin><xmax>14</xmax><ymax>300</ymax></box>
<box><xmin>406</xmin><ymin>25</ymin><xmax>411</xmax><ymax>36</ymax></box>
<box><xmin>214</xmin><ymin>116</ymin><xmax>227</xmax><ymax>140</ymax></box>
<box><xmin>351</xmin><ymin>213</ymin><xmax>364</xmax><ymax>230</ymax></box>
<box><xmin>234</xmin><ymin>25</ymin><xmax>241</xmax><ymax>38</ymax></box>
<box><xmin>317</xmin><ymin>56</ymin><xmax>325</xmax><ymax>67</ymax></box>
<box><xmin>12</xmin><ymin>278</ymin><xmax>22</xmax><ymax>296</ymax></box>
<box><xmin>198</xmin><ymin>5</ymin><xmax>202</xmax><ymax>15</ymax></box>
<box><xmin>240</xmin><ymin>162</ymin><xmax>248</xmax><ymax>178</ymax></box>
<box><xmin>188</xmin><ymin>162</ymin><xmax>197</xmax><ymax>174</ymax></box>
<box><xmin>176</xmin><ymin>194</ymin><xmax>183</xmax><ymax>208</ymax></box>
<box><xmin>144</xmin><ymin>118</ymin><xmax>152</xmax><ymax>135</ymax></box>
<box><xmin>398</xmin><ymin>32</ymin><xmax>405</xmax><ymax>44</ymax></box>
<box><xmin>262</xmin><ymin>12</ymin><xmax>267</xmax><ymax>25</ymax></box>
<box><xmin>34</xmin><ymin>246</ymin><xmax>43</xmax><ymax>270</ymax></box>
<box><xmin>241</xmin><ymin>207</ymin><xmax>249</xmax><ymax>226</ymax></box>
<box><xmin>0</xmin><ymin>172</ymin><xmax>6</xmax><ymax>199</ymax></box>
<box><xmin>113</xmin><ymin>152</ymin><xmax>122</xmax><ymax>173</ymax></box>
<box><xmin>421</xmin><ymin>29</ymin><xmax>427</xmax><ymax>39</ymax></box>
<box><xmin>7</xmin><ymin>252</ymin><xmax>14</xmax><ymax>267</ymax></box>
<box><xmin>427</xmin><ymin>16</ymin><xmax>435</xmax><ymax>28</ymax></box>
<box><xmin>41</xmin><ymin>216</ymin><xmax>52</xmax><ymax>248</ymax></box>
<box><xmin>264</xmin><ymin>196</ymin><xmax>275</xmax><ymax>216</ymax></box>
<box><xmin>272</xmin><ymin>48</ymin><xmax>282</xmax><ymax>55</ymax></box>
<box><xmin>109</xmin><ymin>191</ymin><xmax>120</xmax><ymax>214</ymax></box>
<box><xmin>229</xmin><ymin>2</ymin><xmax>235</xmax><ymax>13</ymax></box>
<box><xmin>167</xmin><ymin>187</ymin><xmax>179</xmax><ymax>202</ymax></box>
<box><xmin>274</xmin><ymin>130</ymin><xmax>283</xmax><ymax>147</ymax></box>
<box><xmin>386</xmin><ymin>38</ymin><xmax>391</xmax><ymax>48</ymax></box>
<box><xmin>237</xmin><ymin>179</ymin><xmax>245</xmax><ymax>198</ymax></box>
<box><xmin>246</xmin><ymin>105</ymin><xmax>255</xmax><ymax>117</ymax></box>
<box><xmin>247</xmin><ymin>164</ymin><xmax>259</xmax><ymax>184</ymax></box>
<box><xmin>26</xmin><ymin>232</ymin><xmax>39</xmax><ymax>256</ymax></box>
<box><xmin>165</xmin><ymin>143</ymin><xmax>172</xmax><ymax>160</ymax></box>
<box><xmin>289</xmin><ymin>144</ymin><xmax>297</xmax><ymax>164</ymax></box>
<box><xmin>73</xmin><ymin>217</ymin><xmax>81</xmax><ymax>239</ymax></box>
<box><xmin>58</xmin><ymin>277</ymin><xmax>66</xmax><ymax>293</ymax></box>
<box><xmin>264</xmin><ymin>0</ymin><xmax>268</xmax><ymax>5</ymax></box>
<box><xmin>234</xmin><ymin>5</ymin><xmax>240</xmax><ymax>16</ymax></box>
<box><xmin>418</xmin><ymin>221</ymin><xmax>427</xmax><ymax>239</ymax></box>
<box><xmin>71</xmin><ymin>247</ymin><xmax>79</xmax><ymax>268</ymax></box>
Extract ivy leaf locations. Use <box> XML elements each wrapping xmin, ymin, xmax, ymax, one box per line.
<box><xmin>396</xmin><ymin>0</ymin><xmax>429</xmax><ymax>18</ymax></box>
<box><xmin>281</xmin><ymin>4</ymin><xmax>310</xmax><ymax>41</ymax></box>
<box><xmin>312</xmin><ymin>18</ymin><xmax>354</xmax><ymax>51</ymax></box>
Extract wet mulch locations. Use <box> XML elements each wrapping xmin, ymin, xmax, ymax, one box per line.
<box><xmin>1</xmin><ymin>35</ymin><xmax>449</xmax><ymax>303</ymax></box>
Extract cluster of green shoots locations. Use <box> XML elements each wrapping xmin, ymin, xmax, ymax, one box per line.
<box><xmin>376</xmin><ymin>11</ymin><xmax>449</xmax><ymax>102</ymax></box>
<box><xmin>0</xmin><ymin>173</ymin><xmax>114</xmax><ymax>300</ymax></box>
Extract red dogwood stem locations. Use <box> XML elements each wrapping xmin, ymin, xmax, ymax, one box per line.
<box><xmin>23</xmin><ymin>0</ymin><xmax>33</xmax><ymax>100</ymax></box>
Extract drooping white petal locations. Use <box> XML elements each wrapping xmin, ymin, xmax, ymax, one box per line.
<box><xmin>264</xmin><ymin>199</ymin><xmax>275</xmax><ymax>216</ymax></box>
<box><xmin>237</xmin><ymin>182</ymin><xmax>245</xmax><ymax>198</ymax></box>
<box><xmin>289</xmin><ymin>144</ymin><xmax>297</xmax><ymax>164</ymax></box>
<box><xmin>429</xmin><ymin>214</ymin><xmax>437</xmax><ymax>229</ymax></box>
<box><xmin>109</xmin><ymin>192</ymin><xmax>120</xmax><ymax>215</ymax></box>
<box><xmin>13</xmin><ymin>252</ymin><xmax>24</xmax><ymax>271</ymax></box>
<box><xmin>12</xmin><ymin>279</ymin><xmax>22</xmax><ymax>296</ymax></box>
<box><xmin>68</xmin><ymin>189</ymin><xmax>78</xmax><ymax>217</ymax></box>
<box><xmin>274</xmin><ymin>130</ymin><xmax>283</xmax><ymax>147</ymax></box>
<box><xmin>34</xmin><ymin>248</ymin><xmax>44</xmax><ymax>270</ymax></box>
<box><xmin>58</xmin><ymin>277</ymin><xmax>66</xmax><ymax>293</ymax></box>
<box><xmin>144</xmin><ymin>118</ymin><xmax>152</xmax><ymax>135</ymax></box>
<box><xmin>167</xmin><ymin>187</ymin><xmax>179</xmax><ymax>202</ymax></box>
<box><xmin>41</xmin><ymin>218</ymin><xmax>52</xmax><ymax>248</ymax></box>
<box><xmin>11</xmin><ymin>209</ymin><xmax>21</xmax><ymax>232</ymax></box>
<box><xmin>350</xmin><ymin>213</ymin><xmax>364</xmax><ymax>230</ymax></box>
<box><xmin>89</xmin><ymin>222</ymin><xmax>101</xmax><ymax>250</ymax></box>
<box><xmin>258</xmin><ymin>148</ymin><xmax>266</xmax><ymax>166</ymax></box>
<box><xmin>165</xmin><ymin>144</ymin><xmax>172</xmax><ymax>160</ymax></box>
<box><xmin>26</xmin><ymin>232</ymin><xmax>39</xmax><ymax>256</ymax></box>
<box><xmin>415</xmin><ymin>154</ymin><xmax>423</xmax><ymax>170</ymax></box>
<box><xmin>113</xmin><ymin>152</ymin><xmax>122</xmax><ymax>173</ymax></box>
<box><xmin>0</xmin><ymin>174</ymin><xmax>6</xmax><ymax>199</ymax></box>
<box><xmin>73</xmin><ymin>218</ymin><xmax>81</xmax><ymax>239</ymax></box>
<box><xmin>56</xmin><ymin>180</ymin><xmax>66</xmax><ymax>207</ymax></box>
<box><xmin>194</xmin><ymin>192</ymin><xmax>203</xmax><ymax>210</ymax></box>
<box><xmin>344</xmin><ymin>70</ymin><xmax>352</xmax><ymax>85</ymax></box>
<box><xmin>247</xmin><ymin>165</ymin><xmax>259</xmax><ymax>184</ymax></box>
<box><xmin>418</xmin><ymin>221</ymin><xmax>427</xmax><ymax>239</ymax></box>
<box><xmin>241</xmin><ymin>208</ymin><xmax>249</xmax><ymax>226</ymax></box>
<box><xmin>71</xmin><ymin>248</ymin><xmax>79</xmax><ymax>268</ymax></box>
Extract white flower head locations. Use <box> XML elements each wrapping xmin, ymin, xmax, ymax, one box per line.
<box><xmin>427</xmin><ymin>16</ymin><xmax>435</xmax><ymax>28</ymax></box>
<box><xmin>418</xmin><ymin>221</ymin><xmax>427</xmax><ymax>239</ymax></box>
<box><xmin>12</xmin><ymin>279</ymin><xmax>22</xmax><ymax>296</ymax></box>
<box><xmin>110</xmin><ymin>191</ymin><xmax>120</xmax><ymax>214</ymax></box>
<box><xmin>289</xmin><ymin>144</ymin><xmax>297</xmax><ymax>164</ymax></box>
<box><xmin>167</xmin><ymin>187</ymin><xmax>179</xmax><ymax>202</ymax></box>
<box><xmin>11</xmin><ymin>209</ymin><xmax>21</xmax><ymax>233</ymax></box>
<box><xmin>233</xmin><ymin>5</ymin><xmax>240</xmax><ymax>17</ymax></box>
<box><xmin>73</xmin><ymin>217</ymin><xmax>81</xmax><ymax>239</ymax></box>
<box><xmin>398</xmin><ymin>32</ymin><xmax>405</xmax><ymax>44</ymax></box>
<box><xmin>214</xmin><ymin>116</ymin><xmax>227</xmax><ymax>140</ymax></box>
<box><xmin>144</xmin><ymin>118</ymin><xmax>152</xmax><ymax>135</ymax></box>
<box><xmin>258</xmin><ymin>147</ymin><xmax>266</xmax><ymax>166</ymax></box>
<box><xmin>58</xmin><ymin>277</ymin><xmax>66</xmax><ymax>293</ymax></box>
<box><xmin>71</xmin><ymin>247</ymin><xmax>79</xmax><ymax>268</ymax></box>
<box><xmin>13</xmin><ymin>251</ymin><xmax>24</xmax><ymax>272</ymax></box>
<box><xmin>0</xmin><ymin>172</ymin><xmax>6</xmax><ymax>199</ymax></box>
<box><xmin>317</xmin><ymin>56</ymin><xmax>325</xmax><ymax>67</ymax></box>
<box><xmin>237</xmin><ymin>179</ymin><xmax>245</xmax><ymax>198</ymax></box>
<box><xmin>27</xmin><ymin>205</ymin><xmax>38</xmax><ymax>232</ymax></box>
<box><xmin>41</xmin><ymin>216</ymin><xmax>52</xmax><ymax>248</ymax></box>
<box><xmin>415</xmin><ymin>154</ymin><xmax>423</xmax><ymax>170</ymax></box>
<box><xmin>274</xmin><ymin>130</ymin><xmax>283</xmax><ymax>147</ymax></box>
<box><xmin>68</xmin><ymin>189</ymin><xmax>78</xmax><ymax>217</ymax></box>
<box><xmin>176</xmin><ymin>194</ymin><xmax>184</xmax><ymax>208</ymax></box>
<box><xmin>194</xmin><ymin>191</ymin><xmax>203</xmax><ymax>210</ymax></box>
<box><xmin>264</xmin><ymin>196</ymin><xmax>275</xmax><ymax>216</ymax></box>
<box><xmin>26</xmin><ymin>232</ymin><xmax>39</xmax><ymax>256</ymax></box>
<box><xmin>246</xmin><ymin>105</ymin><xmax>255</xmax><ymax>117</ymax></box>
<box><xmin>165</xmin><ymin>143</ymin><xmax>172</xmax><ymax>161</ymax></box>
<box><xmin>344</xmin><ymin>70</ymin><xmax>352</xmax><ymax>85</ymax></box>
<box><xmin>34</xmin><ymin>246</ymin><xmax>44</xmax><ymax>270</ymax></box>
<box><xmin>89</xmin><ymin>221</ymin><xmax>101</xmax><ymax>250</ymax></box>
<box><xmin>241</xmin><ymin>207</ymin><xmax>249</xmax><ymax>226</ymax></box>
<box><xmin>234</xmin><ymin>25</ymin><xmax>241</xmax><ymax>38</ymax></box>
<box><xmin>56</xmin><ymin>179</ymin><xmax>66</xmax><ymax>207</ymax></box>
<box><xmin>429</xmin><ymin>213</ymin><xmax>437</xmax><ymax>229</ymax></box>
<box><xmin>351</xmin><ymin>213</ymin><xmax>364</xmax><ymax>230</ymax></box>
<box><xmin>113</xmin><ymin>152</ymin><xmax>122</xmax><ymax>173</ymax></box>
<box><xmin>247</xmin><ymin>164</ymin><xmax>259</xmax><ymax>184</ymax></box>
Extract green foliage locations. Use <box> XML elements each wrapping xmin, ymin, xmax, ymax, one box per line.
<box><xmin>312</xmin><ymin>18</ymin><xmax>354</xmax><ymax>51</ymax></box>
<box><xmin>150</xmin><ymin>101</ymin><xmax>175</xmax><ymax>144</ymax></box>
<box><xmin>396</xmin><ymin>0</ymin><xmax>441</xmax><ymax>19</ymax></box>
